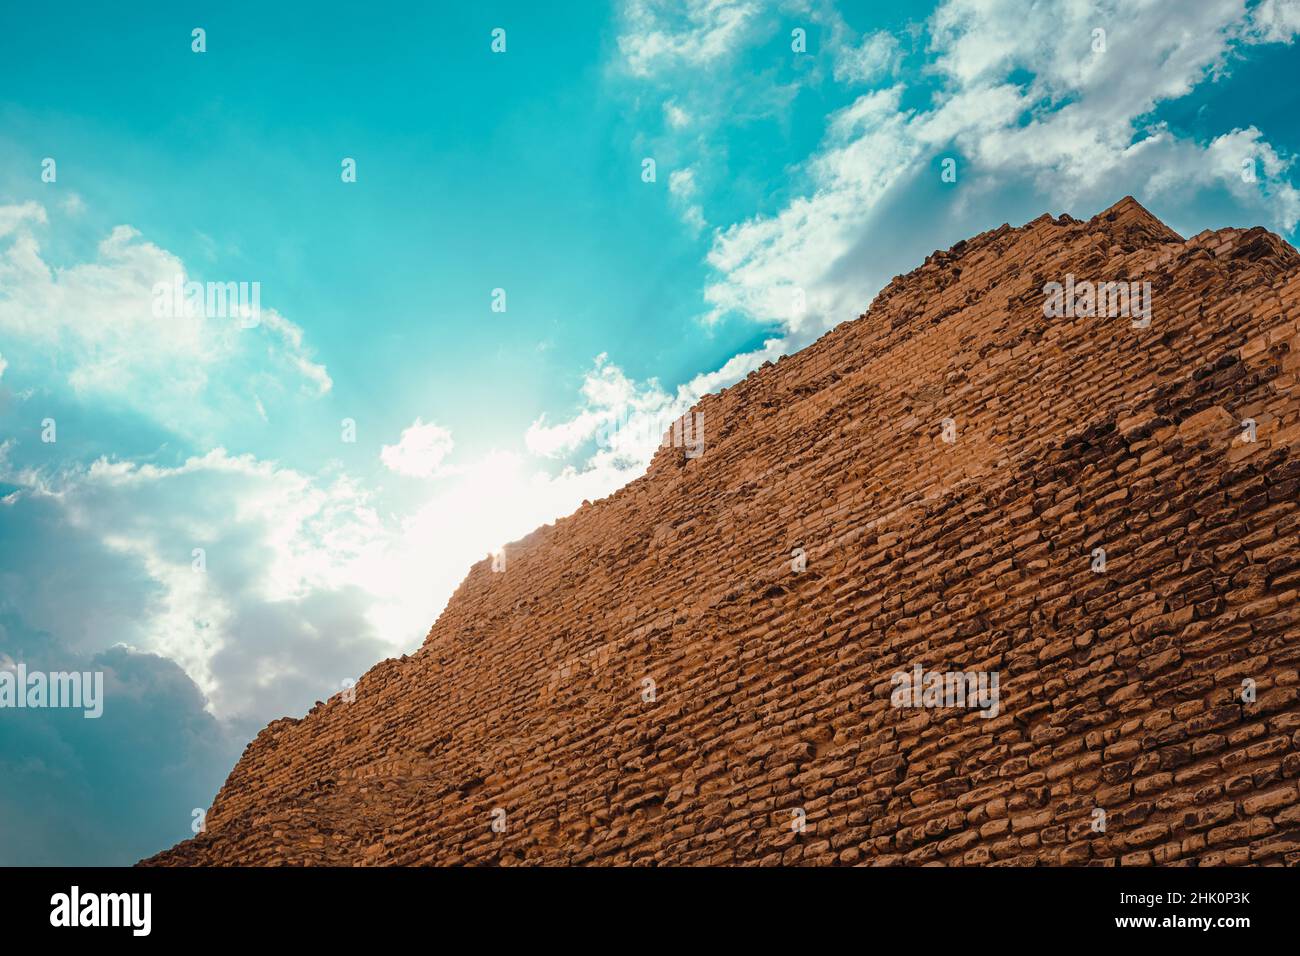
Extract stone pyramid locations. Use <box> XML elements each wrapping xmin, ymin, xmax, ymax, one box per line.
<box><xmin>145</xmin><ymin>197</ymin><xmax>1300</xmax><ymax>866</ymax></box>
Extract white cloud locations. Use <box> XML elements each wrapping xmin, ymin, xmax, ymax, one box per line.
<box><xmin>380</xmin><ymin>418</ymin><xmax>455</xmax><ymax>478</ymax></box>
<box><xmin>526</xmin><ymin>353</ymin><xmax>669</xmax><ymax>459</ymax></box>
<box><xmin>525</xmin><ymin>408</ymin><xmax>606</xmax><ymax>458</ymax></box>
<box><xmin>694</xmin><ymin>0</ymin><xmax>1300</xmax><ymax>335</ymax></box>
<box><xmin>0</xmin><ymin>352</ymin><xmax>7</xmax><ymax>381</ymax></box>
<box><xmin>0</xmin><ymin>202</ymin><xmax>331</xmax><ymax>437</ymax></box>
<box><xmin>703</xmin><ymin>84</ymin><xmax>922</xmax><ymax>334</ymax></box>
<box><xmin>2</xmin><ymin>448</ymin><xmax>390</xmax><ymax>719</ymax></box>
<box><xmin>532</xmin><ymin>349</ymin><xmax>736</xmax><ymax>475</ymax></box>
<box><xmin>1248</xmin><ymin>0</ymin><xmax>1300</xmax><ymax>42</ymax></box>
<box><xmin>0</xmin><ymin>201</ymin><xmax>45</xmax><ymax>240</ymax></box>
<box><xmin>618</xmin><ymin>0</ymin><xmax>762</xmax><ymax>77</ymax></box>
<box><xmin>669</xmin><ymin>166</ymin><xmax>708</xmax><ymax>233</ymax></box>
<box><xmin>527</xmin><ymin>343</ymin><xmax>787</xmax><ymax>473</ymax></box>
<box><xmin>612</xmin><ymin>0</ymin><xmax>805</xmax><ymax>181</ymax></box>
<box><xmin>669</xmin><ymin>167</ymin><xmax>697</xmax><ymax>199</ymax></box>
<box><xmin>664</xmin><ymin>99</ymin><xmax>692</xmax><ymax>128</ymax></box>
<box><xmin>833</xmin><ymin>28</ymin><xmax>904</xmax><ymax>83</ymax></box>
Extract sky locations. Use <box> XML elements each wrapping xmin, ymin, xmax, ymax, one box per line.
<box><xmin>1</xmin><ymin>0</ymin><xmax>1299</xmax><ymax>865</ymax></box>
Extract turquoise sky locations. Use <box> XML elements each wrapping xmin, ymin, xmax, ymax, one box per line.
<box><xmin>2</xmin><ymin>0</ymin><xmax>1299</xmax><ymax>864</ymax></box>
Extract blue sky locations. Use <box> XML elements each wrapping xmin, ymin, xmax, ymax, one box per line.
<box><xmin>2</xmin><ymin>0</ymin><xmax>1299</xmax><ymax>864</ymax></box>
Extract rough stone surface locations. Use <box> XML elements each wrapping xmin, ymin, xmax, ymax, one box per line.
<box><xmin>145</xmin><ymin>198</ymin><xmax>1300</xmax><ymax>866</ymax></box>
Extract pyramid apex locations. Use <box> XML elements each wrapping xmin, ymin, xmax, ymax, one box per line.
<box><xmin>1091</xmin><ymin>195</ymin><xmax>1182</xmax><ymax>241</ymax></box>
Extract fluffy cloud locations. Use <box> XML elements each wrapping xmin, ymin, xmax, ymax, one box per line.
<box><xmin>0</xmin><ymin>625</ymin><xmax>240</xmax><ymax>865</ymax></box>
<box><xmin>623</xmin><ymin>0</ymin><xmax>1300</xmax><ymax>339</ymax></box>
<box><xmin>669</xmin><ymin>166</ymin><xmax>708</xmax><ymax>233</ymax></box>
<box><xmin>0</xmin><ymin>449</ymin><xmax>392</xmax><ymax>721</ymax></box>
<box><xmin>615</xmin><ymin>0</ymin><xmax>803</xmax><ymax>155</ymax></box>
<box><xmin>526</xmin><ymin>353</ymin><xmax>680</xmax><ymax>462</ymax></box>
<box><xmin>0</xmin><ymin>202</ymin><xmax>331</xmax><ymax>439</ymax></box>
<box><xmin>664</xmin><ymin>99</ymin><xmax>693</xmax><ymax>128</ymax></box>
<box><xmin>526</xmin><ymin>343</ymin><xmax>785</xmax><ymax>469</ymax></box>
<box><xmin>380</xmin><ymin>418</ymin><xmax>455</xmax><ymax>478</ymax></box>
<box><xmin>922</xmin><ymin>0</ymin><xmax>1300</xmax><ymax>220</ymax></box>
<box><xmin>832</xmin><ymin>28</ymin><xmax>904</xmax><ymax>83</ymax></box>
<box><xmin>618</xmin><ymin>0</ymin><xmax>762</xmax><ymax>77</ymax></box>
<box><xmin>0</xmin><ymin>200</ymin><xmax>44</xmax><ymax>238</ymax></box>
<box><xmin>1248</xmin><ymin>0</ymin><xmax>1300</xmax><ymax>42</ymax></box>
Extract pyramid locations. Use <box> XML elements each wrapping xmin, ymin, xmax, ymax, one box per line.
<box><xmin>145</xmin><ymin>198</ymin><xmax>1300</xmax><ymax>866</ymax></box>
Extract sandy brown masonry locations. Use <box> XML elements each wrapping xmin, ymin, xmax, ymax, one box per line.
<box><xmin>144</xmin><ymin>197</ymin><xmax>1300</xmax><ymax>866</ymax></box>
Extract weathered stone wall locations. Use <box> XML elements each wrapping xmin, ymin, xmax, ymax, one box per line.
<box><xmin>145</xmin><ymin>198</ymin><xmax>1300</xmax><ymax>866</ymax></box>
